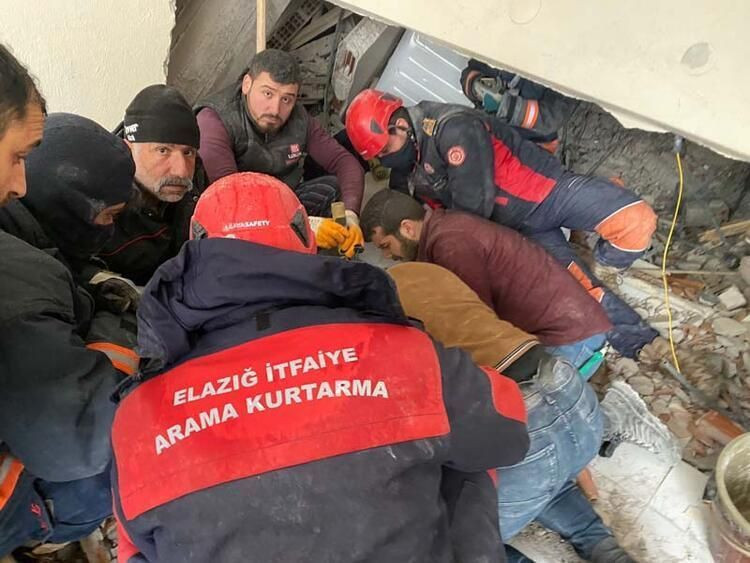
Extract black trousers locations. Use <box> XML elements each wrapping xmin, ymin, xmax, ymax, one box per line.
<box><xmin>294</xmin><ymin>175</ymin><xmax>340</xmax><ymax>217</ymax></box>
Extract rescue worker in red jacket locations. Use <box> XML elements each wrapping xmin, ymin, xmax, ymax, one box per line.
<box><xmin>111</xmin><ymin>172</ymin><xmax>529</xmax><ymax>563</ymax></box>
<box><xmin>346</xmin><ymin>89</ymin><xmax>659</xmax><ymax>359</ymax></box>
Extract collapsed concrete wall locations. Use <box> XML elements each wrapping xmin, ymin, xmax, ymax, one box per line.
<box><xmin>330</xmin><ymin>0</ymin><xmax>750</xmax><ymax>162</ymax></box>
<box><xmin>168</xmin><ymin>0</ymin><xmax>291</xmax><ymax>103</ymax></box>
<box><xmin>563</xmin><ymin>102</ymin><xmax>750</xmax><ymax>219</ymax></box>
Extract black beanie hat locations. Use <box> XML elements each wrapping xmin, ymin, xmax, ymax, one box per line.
<box><xmin>24</xmin><ymin>112</ymin><xmax>135</xmax><ymax>259</ymax></box>
<box><xmin>123</xmin><ymin>84</ymin><xmax>200</xmax><ymax>148</ymax></box>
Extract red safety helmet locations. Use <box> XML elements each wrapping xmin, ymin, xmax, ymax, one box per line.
<box><xmin>190</xmin><ymin>172</ymin><xmax>316</xmax><ymax>255</ymax></box>
<box><xmin>346</xmin><ymin>89</ymin><xmax>404</xmax><ymax>160</ymax></box>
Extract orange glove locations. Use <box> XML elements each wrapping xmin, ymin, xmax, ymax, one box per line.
<box><xmin>339</xmin><ymin>223</ymin><xmax>364</xmax><ymax>258</ymax></box>
<box><xmin>313</xmin><ymin>218</ymin><xmax>348</xmax><ymax>250</ymax></box>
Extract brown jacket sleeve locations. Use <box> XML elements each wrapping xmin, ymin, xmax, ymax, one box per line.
<box><xmin>388</xmin><ymin>262</ymin><xmax>538</xmax><ymax>371</ymax></box>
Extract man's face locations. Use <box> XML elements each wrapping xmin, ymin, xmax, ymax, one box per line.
<box><xmin>0</xmin><ymin>103</ymin><xmax>44</xmax><ymax>207</ymax></box>
<box><xmin>128</xmin><ymin>142</ymin><xmax>197</xmax><ymax>203</ymax></box>
<box><xmin>371</xmin><ymin>225</ymin><xmax>419</xmax><ymax>261</ymax></box>
<box><xmin>242</xmin><ymin>71</ymin><xmax>299</xmax><ymax>134</ymax></box>
<box><xmin>378</xmin><ymin>117</ymin><xmax>409</xmax><ymax>158</ymax></box>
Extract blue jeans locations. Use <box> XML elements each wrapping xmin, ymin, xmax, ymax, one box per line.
<box><xmin>546</xmin><ymin>332</ymin><xmax>607</xmax><ymax>380</ymax></box>
<box><xmin>0</xmin><ymin>469</ymin><xmax>112</xmax><ymax>556</ymax></box>
<box><xmin>498</xmin><ymin>358</ymin><xmax>612</xmax><ymax>561</ymax></box>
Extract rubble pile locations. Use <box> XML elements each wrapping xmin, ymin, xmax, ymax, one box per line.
<box><xmin>588</xmin><ymin>222</ymin><xmax>750</xmax><ymax>471</ymax></box>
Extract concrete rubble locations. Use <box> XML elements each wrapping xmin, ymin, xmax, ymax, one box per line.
<box><xmin>584</xmin><ymin>215</ymin><xmax>750</xmax><ymax>475</ymax></box>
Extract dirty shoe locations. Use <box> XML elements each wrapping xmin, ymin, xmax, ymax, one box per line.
<box><xmin>600</xmin><ymin>380</ymin><xmax>681</xmax><ymax>463</ymax></box>
<box><xmin>590</xmin><ymin>537</ymin><xmax>635</xmax><ymax>563</ymax></box>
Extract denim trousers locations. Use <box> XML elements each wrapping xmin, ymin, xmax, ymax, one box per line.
<box><xmin>546</xmin><ymin>332</ymin><xmax>607</xmax><ymax>379</ymax></box>
<box><xmin>498</xmin><ymin>358</ymin><xmax>612</xmax><ymax>561</ymax></box>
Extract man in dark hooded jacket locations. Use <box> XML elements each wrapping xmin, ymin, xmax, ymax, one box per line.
<box><xmin>0</xmin><ymin>113</ymin><xmax>136</xmax><ymax>557</ymax></box>
<box><xmin>111</xmin><ymin>172</ymin><xmax>529</xmax><ymax>563</ymax></box>
<box><xmin>98</xmin><ymin>85</ymin><xmax>210</xmax><ymax>286</ymax></box>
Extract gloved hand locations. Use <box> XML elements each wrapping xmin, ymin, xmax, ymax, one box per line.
<box><xmin>312</xmin><ymin>218</ymin><xmax>349</xmax><ymax>250</ymax></box>
<box><xmin>88</xmin><ymin>271</ymin><xmax>141</xmax><ymax>313</ymax></box>
<box><xmin>339</xmin><ymin>223</ymin><xmax>364</xmax><ymax>259</ymax></box>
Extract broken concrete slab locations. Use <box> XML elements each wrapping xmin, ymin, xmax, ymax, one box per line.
<box><xmin>718</xmin><ymin>285</ymin><xmax>747</xmax><ymax>311</ymax></box>
<box><xmin>610</xmin><ymin>357</ymin><xmax>640</xmax><ymax>378</ymax></box>
<box><xmin>712</xmin><ymin>316</ymin><xmax>748</xmax><ymax>337</ymax></box>
<box><xmin>627</xmin><ymin>374</ymin><xmax>655</xmax><ymax>397</ymax></box>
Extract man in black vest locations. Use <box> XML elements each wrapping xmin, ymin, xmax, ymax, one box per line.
<box><xmin>196</xmin><ymin>49</ymin><xmax>365</xmax><ymax>257</ymax></box>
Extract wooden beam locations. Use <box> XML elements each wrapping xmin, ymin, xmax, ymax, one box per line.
<box><xmin>287</xmin><ymin>7</ymin><xmax>345</xmax><ymax>51</ymax></box>
<box><xmin>698</xmin><ymin>218</ymin><xmax>750</xmax><ymax>243</ymax></box>
<box><xmin>256</xmin><ymin>0</ymin><xmax>267</xmax><ymax>53</ymax></box>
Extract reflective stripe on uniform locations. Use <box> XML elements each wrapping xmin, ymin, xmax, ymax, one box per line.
<box><xmin>594</xmin><ymin>200</ymin><xmax>657</xmax><ymax>253</ymax></box>
<box><xmin>87</xmin><ymin>342</ymin><xmax>139</xmax><ymax>376</ymax></box>
<box><xmin>0</xmin><ymin>454</ymin><xmax>24</xmax><ymax>510</ymax></box>
<box><xmin>521</xmin><ymin>100</ymin><xmax>539</xmax><ymax>129</ymax></box>
<box><xmin>567</xmin><ymin>262</ymin><xmax>605</xmax><ymax>303</ymax></box>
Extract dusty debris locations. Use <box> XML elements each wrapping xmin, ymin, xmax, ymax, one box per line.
<box><xmin>610</xmin><ymin>357</ymin><xmax>640</xmax><ymax>378</ymax></box>
<box><xmin>712</xmin><ymin>317</ymin><xmax>748</xmax><ymax>337</ymax></box>
<box><xmin>692</xmin><ymin>411</ymin><xmax>746</xmax><ymax>446</ymax></box>
<box><xmin>626</xmin><ymin>374</ymin><xmax>655</xmax><ymax>396</ymax></box>
<box><xmin>740</xmin><ymin>256</ymin><xmax>750</xmax><ymax>285</ymax></box>
<box><xmin>718</xmin><ymin>285</ymin><xmax>747</xmax><ymax>310</ymax></box>
<box><xmin>698</xmin><ymin>218</ymin><xmax>750</xmax><ymax>243</ymax></box>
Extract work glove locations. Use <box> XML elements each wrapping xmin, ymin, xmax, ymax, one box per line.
<box><xmin>85</xmin><ymin>310</ymin><xmax>139</xmax><ymax>377</ymax></box>
<box><xmin>339</xmin><ymin>223</ymin><xmax>364</xmax><ymax>259</ymax></box>
<box><xmin>309</xmin><ymin>215</ymin><xmax>364</xmax><ymax>259</ymax></box>
<box><xmin>310</xmin><ymin>217</ymin><xmax>348</xmax><ymax>249</ymax></box>
<box><xmin>87</xmin><ymin>270</ymin><xmax>141</xmax><ymax>314</ymax></box>
<box><xmin>341</xmin><ymin>210</ymin><xmax>365</xmax><ymax>259</ymax></box>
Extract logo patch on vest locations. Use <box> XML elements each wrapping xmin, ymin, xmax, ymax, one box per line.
<box><xmin>424</xmin><ymin>162</ymin><xmax>435</xmax><ymax>174</ymax></box>
<box><xmin>447</xmin><ymin>145</ymin><xmax>466</xmax><ymax>167</ymax></box>
<box><xmin>422</xmin><ymin>119</ymin><xmax>437</xmax><ymax>136</ymax></box>
<box><xmin>287</xmin><ymin>143</ymin><xmax>302</xmax><ymax>162</ymax></box>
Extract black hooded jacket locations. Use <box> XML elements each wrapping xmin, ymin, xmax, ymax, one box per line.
<box><xmin>0</xmin><ymin>113</ymin><xmax>135</xmax><ymax>482</ymax></box>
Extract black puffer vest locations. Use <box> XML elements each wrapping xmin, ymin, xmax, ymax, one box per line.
<box><xmin>195</xmin><ymin>84</ymin><xmax>310</xmax><ymax>188</ymax></box>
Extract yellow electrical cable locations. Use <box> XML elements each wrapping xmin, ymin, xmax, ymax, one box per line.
<box><xmin>661</xmin><ymin>152</ymin><xmax>684</xmax><ymax>372</ymax></box>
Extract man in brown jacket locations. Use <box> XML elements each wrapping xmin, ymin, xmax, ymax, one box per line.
<box><xmin>362</xmin><ymin>189</ymin><xmax>612</xmax><ymax>373</ymax></box>
<box><xmin>388</xmin><ymin>262</ymin><xmax>649</xmax><ymax>563</ymax></box>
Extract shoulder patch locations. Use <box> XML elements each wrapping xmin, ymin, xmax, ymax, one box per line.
<box><xmin>446</xmin><ymin>145</ymin><xmax>466</xmax><ymax>167</ymax></box>
<box><xmin>422</xmin><ymin>118</ymin><xmax>437</xmax><ymax>136</ymax></box>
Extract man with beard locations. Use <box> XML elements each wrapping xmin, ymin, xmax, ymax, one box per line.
<box><xmin>0</xmin><ymin>110</ymin><xmax>137</xmax><ymax>557</ymax></box>
<box><xmin>96</xmin><ymin>84</ymin><xmax>208</xmax><ymax>286</ymax></box>
<box><xmin>347</xmin><ymin>89</ymin><xmax>660</xmax><ymax>360</ymax></box>
<box><xmin>360</xmin><ymin>189</ymin><xmax>612</xmax><ymax>373</ymax></box>
<box><xmin>196</xmin><ymin>49</ymin><xmax>365</xmax><ymax>257</ymax></box>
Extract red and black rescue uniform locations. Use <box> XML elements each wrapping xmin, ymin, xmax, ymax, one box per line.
<box><xmin>111</xmin><ymin>239</ymin><xmax>529</xmax><ymax>563</ymax></box>
<box><xmin>399</xmin><ymin>101</ymin><xmax>658</xmax><ymax>357</ymax></box>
